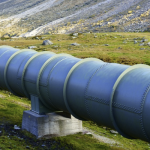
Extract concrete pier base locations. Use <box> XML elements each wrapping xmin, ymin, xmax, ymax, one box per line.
<box><xmin>22</xmin><ymin>110</ymin><xmax>82</xmax><ymax>138</ymax></box>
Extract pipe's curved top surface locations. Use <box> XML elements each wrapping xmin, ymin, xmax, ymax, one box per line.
<box><xmin>0</xmin><ymin>46</ymin><xmax>150</xmax><ymax>142</ymax></box>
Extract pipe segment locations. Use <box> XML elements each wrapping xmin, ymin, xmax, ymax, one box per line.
<box><xmin>38</xmin><ymin>54</ymin><xmax>80</xmax><ymax>112</ymax></box>
<box><xmin>0</xmin><ymin>47</ymin><xmax>19</xmax><ymax>90</ymax></box>
<box><xmin>110</xmin><ymin>64</ymin><xmax>150</xmax><ymax>139</ymax></box>
<box><xmin>4</xmin><ymin>49</ymin><xmax>36</xmax><ymax>96</ymax></box>
<box><xmin>21</xmin><ymin>51</ymin><xmax>55</xmax><ymax>99</ymax></box>
<box><xmin>1</xmin><ymin>46</ymin><xmax>150</xmax><ymax>142</ymax></box>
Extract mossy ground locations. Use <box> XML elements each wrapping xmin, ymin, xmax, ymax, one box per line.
<box><xmin>0</xmin><ymin>32</ymin><xmax>150</xmax><ymax>149</ymax></box>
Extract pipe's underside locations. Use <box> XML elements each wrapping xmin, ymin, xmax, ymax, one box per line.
<box><xmin>0</xmin><ymin>46</ymin><xmax>150</xmax><ymax>142</ymax></box>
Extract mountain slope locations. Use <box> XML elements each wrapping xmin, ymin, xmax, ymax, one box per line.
<box><xmin>0</xmin><ymin>0</ymin><xmax>150</xmax><ymax>37</ymax></box>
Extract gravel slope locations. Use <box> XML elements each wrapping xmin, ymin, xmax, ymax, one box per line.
<box><xmin>0</xmin><ymin>0</ymin><xmax>149</xmax><ymax>37</ymax></box>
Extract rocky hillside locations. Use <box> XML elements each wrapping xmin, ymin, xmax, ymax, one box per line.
<box><xmin>0</xmin><ymin>0</ymin><xmax>150</xmax><ymax>37</ymax></box>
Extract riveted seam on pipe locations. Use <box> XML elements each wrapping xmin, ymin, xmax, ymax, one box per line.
<box><xmin>84</xmin><ymin>63</ymin><xmax>110</xmax><ymax>120</ymax></box>
<box><xmin>113</xmin><ymin>102</ymin><xmax>140</xmax><ymax>114</ymax></box>
<box><xmin>63</xmin><ymin>58</ymin><xmax>103</xmax><ymax>120</ymax></box>
<box><xmin>21</xmin><ymin>51</ymin><xmax>54</xmax><ymax>99</ymax></box>
<box><xmin>4</xmin><ymin>50</ymin><xmax>36</xmax><ymax>96</ymax></box>
<box><xmin>46</xmin><ymin>57</ymin><xmax>70</xmax><ymax>110</ymax></box>
<box><xmin>0</xmin><ymin>49</ymin><xmax>11</xmax><ymax>58</ymax></box>
<box><xmin>139</xmin><ymin>83</ymin><xmax>150</xmax><ymax>142</ymax></box>
<box><xmin>39</xmin><ymin>54</ymin><xmax>72</xmax><ymax>87</ymax></box>
<box><xmin>17</xmin><ymin>53</ymin><xmax>37</xmax><ymax>80</ymax></box>
<box><xmin>36</xmin><ymin>54</ymin><xmax>71</xmax><ymax>110</ymax></box>
<box><xmin>110</xmin><ymin>64</ymin><xmax>150</xmax><ymax>139</ymax></box>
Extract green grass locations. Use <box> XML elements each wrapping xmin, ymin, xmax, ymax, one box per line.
<box><xmin>1</xmin><ymin>32</ymin><xmax>150</xmax><ymax>66</ymax></box>
<box><xmin>0</xmin><ymin>32</ymin><xmax>150</xmax><ymax>149</ymax></box>
<box><xmin>0</xmin><ymin>90</ymin><xmax>120</xmax><ymax>150</ymax></box>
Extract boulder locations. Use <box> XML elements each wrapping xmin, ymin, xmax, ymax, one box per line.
<box><xmin>42</xmin><ymin>40</ymin><xmax>53</xmax><ymax>45</ymax></box>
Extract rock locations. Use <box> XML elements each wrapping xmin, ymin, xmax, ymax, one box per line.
<box><xmin>26</xmin><ymin>146</ymin><xmax>30</xmax><ymax>149</ymax></box>
<box><xmin>105</xmin><ymin>44</ymin><xmax>109</xmax><ymax>46</ymax></box>
<box><xmin>0</xmin><ymin>131</ymin><xmax>1</xmax><ymax>134</ymax></box>
<box><xmin>142</xmin><ymin>39</ymin><xmax>148</xmax><ymax>42</ymax></box>
<box><xmin>139</xmin><ymin>43</ymin><xmax>144</xmax><ymax>46</ymax></box>
<box><xmin>72</xmin><ymin>37</ymin><xmax>77</xmax><ymax>39</ymax></box>
<box><xmin>110</xmin><ymin>130</ymin><xmax>118</xmax><ymax>134</ymax></box>
<box><xmin>36</xmin><ymin>37</ymin><xmax>39</xmax><ymax>40</ymax></box>
<box><xmin>114</xmin><ymin>37</ymin><xmax>117</xmax><ymax>38</ymax></box>
<box><xmin>94</xmin><ymin>36</ymin><xmax>97</xmax><ymax>38</ymax></box>
<box><xmin>3</xmin><ymin>35</ymin><xmax>10</xmax><ymax>38</ymax></box>
<box><xmin>147</xmin><ymin>42</ymin><xmax>150</xmax><ymax>46</ymax></box>
<box><xmin>42</xmin><ymin>40</ymin><xmax>53</xmax><ymax>45</ymax></box>
<box><xmin>71</xmin><ymin>43</ymin><xmax>80</xmax><ymax>46</ymax></box>
<box><xmin>86</xmin><ymin>132</ymin><xmax>92</xmax><ymax>135</ymax></box>
<box><xmin>103</xmin><ymin>127</ymin><xmax>107</xmax><ymax>130</ymax></box>
<box><xmin>123</xmin><ymin>41</ymin><xmax>127</xmax><ymax>44</ymax></box>
<box><xmin>140</xmin><ymin>48</ymin><xmax>145</xmax><ymax>50</ymax></box>
<box><xmin>14</xmin><ymin>125</ymin><xmax>20</xmax><ymax>130</ymax></box>
<box><xmin>28</xmin><ymin>46</ymin><xmax>37</xmax><ymax>49</ymax></box>
<box><xmin>41</xmin><ymin>144</ymin><xmax>46</xmax><ymax>147</ymax></box>
<box><xmin>53</xmin><ymin>46</ymin><xmax>58</xmax><ymax>48</ymax></box>
<box><xmin>73</xmin><ymin>33</ymin><xmax>78</xmax><ymax>36</ymax></box>
<box><xmin>134</xmin><ymin>40</ymin><xmax>138</xmax><ymax>44</ymax></box>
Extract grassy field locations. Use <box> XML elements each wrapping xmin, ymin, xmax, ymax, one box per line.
<box><xmin>0</xmin><ymin>32</ymin><xmax>150</xmax><ymax>150</ymax></box>
<box><xmin>1</xmin><ymin>32</ymin><xmax>150</xmax><ymax>65</ymax></box>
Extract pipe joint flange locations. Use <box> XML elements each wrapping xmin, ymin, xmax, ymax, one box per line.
<box><xmin>21</xmin><ymin>51</ymin><xmax>55</xmax><ymax>99</ymax></box>
<box><xmin>4</xmin><ymin>49</ymin><xmax>36</xmax><ymax>96</ymax></box>
<box><xmin>63</xmin><ymin>58</ymin><xmax>103</xmax><ymax>120</ymax></box>
<box><xmin>36</xmin><ymin>53</ymin><xmax>72</xmax><ymax>110</ymax></box>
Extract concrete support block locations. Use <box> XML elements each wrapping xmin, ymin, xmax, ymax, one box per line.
<box><xmin>22</xmin><ymin>110</ymin><xmax>82</xmax><ymax>138</ymax></box>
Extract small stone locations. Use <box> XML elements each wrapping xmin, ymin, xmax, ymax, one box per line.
<box><xmin>94</xmin><ymin>36</ymin><xmax>97</xmax><ymax>38</ymax></box>
<box><xmin>147</xmin><ymin>42</ymin><xmax>150</xmax><ymax>46</ymax></box>
<box><xmin>41</xmin><ymin>144</ymin><xmax>46</xmax><ymax>147</ymax></box>
<box><xmin>140</xmin><ymin>48</ymin><xmax>145</xmax><ymax>50</ymax></box>
<box><xmin>53</xmin><ymin>46</ymin><xmax>58</xmax><ymax>48</ymax></box>
<box><xmin>73</xmin><ymin>33</ymin><xmax>78</xmax><ymax>37</ymax></box>
<box><xmin>105</xmin><ymin>44</ymin><xmax>109</xmax><ymax>46</ymax></box>
<box><xmin>103</xmin><ymin>127</ymin><xmax>107</xmax><ymax>129</ymax></box>
<box><xmin>36</xmin><ymin>37</ymin><xmax>39</xmax><ymax>40</ymax></box>
<box><xmin>123</xmin><ymin>41</ymin><xmax>127</xmax><ymax>44</ymax></box>
<box><xmin>14</xmin><ymin>125</ymin><xmax>20</xmax><ymax>130</ymax></box>
<box><xmin>110</xmin><ymin>130</ymin><xmax>118</xmax><ymax>134</ymax></box>
<box><xmin>42</xmin><ymin>40</ymin><xmax>53</xmax><ymax>45</ymax></box>
<box><xmin>134</xmin><ymin>40</ymin><xmax>138</xmax><ymax>44</ymax></box>
<box><xmin>0</xmin><ymin>131</ymin><xmax>2</xmax><ymax>134</ymax></box>
<box><xmin>142</xmin><ymin>39</ymin><xmax>148</xmax><ymax>42</ymax></box>
<box><xmin>139</xmin><ymin>43</ymin><xmax>144</xmax><ymax>46</ymax></box>
<box><xmin>28</xmin><ymin>46</ymin><xmax>37</xmax><ymax>49</ymax></box>
<box><xmin>26</xmin><ymin>146</ymin><xmax>30</xmax><ymax>149</ymax></box>
<box><xmin>71</xmin><ymin>43</ymin><xmax>80</xmax><ymax>46</ymax></box>
<box><xmin>72</xmin><ymin>37</ymin><xmax>77</xmax><ymax>39</ymax></box>
<box><xmin>86</xmin><ymin>132</ymin><xmax>92</xmax><ymax>135</ymax></box>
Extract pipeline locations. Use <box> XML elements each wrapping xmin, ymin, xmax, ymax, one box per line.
<box><xmin>0</xmin><ymin>46</ymin><xmax>150</xmax><ymax>142</ymax></box>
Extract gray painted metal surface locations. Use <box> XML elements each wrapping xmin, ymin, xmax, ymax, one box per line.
<box><xmin>0</xmin><ymin>46</ymin><xmax>150</xmax><ymax>142</ymax></box>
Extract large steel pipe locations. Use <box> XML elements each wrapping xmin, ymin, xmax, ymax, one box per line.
<box><xmin>0</xmin><ymin>46</ymin><xmax>150</xmax><ymax>142</ymax></box>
